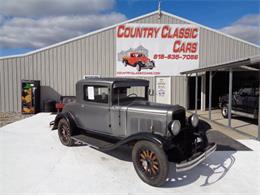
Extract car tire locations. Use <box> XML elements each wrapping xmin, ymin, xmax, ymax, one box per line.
<box><xmin>58</xmin><ymin>118</ymin><xmax>74</xmax><ymax>146</ymax></box>
<box><xmin>221</xmin><ymin>104</ymin><xmax>228</xmax><ymax>118</ymax></box>
<box><xmin>149</xmin><ymin>61</ymin><xmax>155</xmax><ymax>70</ymax></box>
<box><xmin>136</xmin><ymin>63</ymin><xmax>141</xmax><ymax>72</ymax></box>
<box><xmin>132</xmin><ymin>140</ymin><xmax>169</xmax><ymax>187</ymax></box>
<box><xmin>123</xmin><ymin>60</ymin><xmax>128</xmax><ymax>67</ymax></box>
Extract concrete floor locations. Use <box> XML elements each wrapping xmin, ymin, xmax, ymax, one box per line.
<box><xmin>190</xmin><ymin>109</ymin><xmax>258</xmax><ymax>139</ymax></box>
<box><xmin>0</xmin><ymin>113</ymin><xmax>260</xmax><ymax>195</ymax></box>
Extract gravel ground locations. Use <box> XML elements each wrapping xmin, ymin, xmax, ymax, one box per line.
<box><xmin>0</xmin><ymin>112</ymin><xmax>32</xmax><ymax>127</ymax></box>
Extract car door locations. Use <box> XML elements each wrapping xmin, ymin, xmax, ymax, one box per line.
<box><xmin>80</xmin><ymin>84</ymin><xmax>112</xmax><ymax>135</ymax></box>
<box><xmin>234</xmin><ymin>88</ymin><xmax>250</xmax><ymax>112</ymax></box>
<box><xmin>247</xmin><ymin>87</ymin><xmax>258</xmax><ymax>114</ymax></box>
<box><xmin>128</xmin><ymin>53</ymin><xmax>135</xmax><ymax>65</ymax></box>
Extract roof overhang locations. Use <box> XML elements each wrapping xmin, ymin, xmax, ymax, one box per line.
<box><xmin>181</xmin><ymin>55</ymin><xmax>260</xmax><ymax>75</ymax></box>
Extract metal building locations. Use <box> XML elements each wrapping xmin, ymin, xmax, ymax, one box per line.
<box><xmin>0</xmin><ymin>10</ymin><xmax>259</xmax><ymax>113</ymax></box>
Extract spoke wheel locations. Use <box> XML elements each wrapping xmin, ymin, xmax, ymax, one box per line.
<box><xmin>58</xmin><ymin>118</ymin><xmax>74</xmax><ymax>146</ymax></box>
<box><xmin>138</xmin><ymin>149</ymin><xmax>160</xmax><ymax>177</ymax></box>
<box><xmin>132</xmin><ymin>141</ymin><xmax>169</xmax><ymax>187</ymax></box>
<box><xmin>60</xmin><ymin>124</ymin><xmax>69</xmax><ymax>143</ymax></box>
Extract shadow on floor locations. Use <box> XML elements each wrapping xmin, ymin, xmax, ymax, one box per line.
<box><xmin>72</xmin><ymin>127</ymin><xmax>252</xmax><ymax>188</ymax></box>
<box><xmin>164</xmin><ymin>151</ymin><xmax>236</xmax><ymax>188</ymax></box>
<box><xmin>232</xmin><ymin>116</ymin><xmax>258</xmax><ymax>125</ymax></box>
<box><xmin>98</xmin><ymin>143</ymin><xmax>236</xmax><ymax>188</ymax></box>
<box><xmin>207</xmin><ymin>130</ymin><xmax>252</xmax><ymax>151</ymax></box>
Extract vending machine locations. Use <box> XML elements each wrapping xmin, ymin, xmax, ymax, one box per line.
<box><xmin>21</xmin><ymin>80</ymin><xmax>40</xmax><ymax>114</ymax></box>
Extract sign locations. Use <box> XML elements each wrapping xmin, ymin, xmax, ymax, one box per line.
<box><xmin>87</xmin><ymin>86</ymin><xmax>95</xmax><ymax>100</ymax></box>
<box><xmin>116</xmin><ymin>23</ymin><xmax>199</xmax><ymax>76</ymax></box>
<box><xmin>156</xmin><ymin>77</ymin><xmax>171</xmax><ymax>104</ymax></box>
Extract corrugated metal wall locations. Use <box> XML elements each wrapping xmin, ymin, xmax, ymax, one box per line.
<box><xmin>0</xmin><ymin>12</ymin><xmax>259</xmax><ymax>112</ymax></box>
<box><xmin>199</xmin><ymin>29</ymin><xmax>260</xmax><ymax>67</ymax></box>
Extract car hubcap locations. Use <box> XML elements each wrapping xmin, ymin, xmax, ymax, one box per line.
<box><xmin>223</xmin><ymin>107</ymin><xmax>228</xmax><ymax>116</ymax></box>
<box><xmin>138</xmin><ymin>149</ymin><xmax>159</xmax><ymax>177</ymax></box>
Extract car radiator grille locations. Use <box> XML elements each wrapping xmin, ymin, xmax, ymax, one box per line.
<box><xmin>172</xmin><ymin>109</ymin><xmax>186</xmax><ymax>127</ymax></box>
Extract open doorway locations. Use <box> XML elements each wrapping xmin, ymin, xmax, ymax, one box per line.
<box><xmin>188</xmin><ymin>76</ymin><xmax>201</xmax><ymax>110</ymax></box>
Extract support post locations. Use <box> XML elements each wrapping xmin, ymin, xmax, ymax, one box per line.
<box><xmin>209</xmin><ymin>71</ymin><xmax>212</xmax><ymax>120</ymax></box>
<box><xmin>201</xmin><ymin>73</ymin><xmax>206</xmax><ymax>111</ymax></box>
<box><xmin>195</xmin><ymin>73</ymin><xmax>198</xmax><ymax>114</ymax></box>
<box><xmin>228</xmin><ymin>68</ymin><xmax>233</xmax><ymax>127</ymax></box>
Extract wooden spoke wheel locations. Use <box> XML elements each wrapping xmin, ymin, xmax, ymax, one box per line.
<box><xmin>58</xmin><ymin>118</ymin><xmax>74</xmax><ymax>146</ymax></box>
<box><xmin>132</xmin><ymin>141</ymin><xmax>169</xmax><ymax>187</ymax></box>
<box><xmin>139</xmin><ymin>149</ymin><xmax>160</xmax><ymax>177</ymax></box>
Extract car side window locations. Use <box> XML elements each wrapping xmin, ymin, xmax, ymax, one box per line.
<box><xmin>239</xmin><ymin>88</ymin><xmax>253</xmax><ymax>96</ymax></box>
<box><xmin>83</xmin><ymin>85</ymin><xmax>109</xmax><ymax>104</ymax></box>
<box><xmin>255</xmin><ymin>88</ymin><xmax>259</xmax><ymax>96</ymax></box>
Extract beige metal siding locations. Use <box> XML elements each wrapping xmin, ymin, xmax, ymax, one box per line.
<box><xmin>199</xmin><ymin>29</ymin><xmax>260</xmax><ymax>67</ymax></box>
<box><xmin>171</xmin><ymin>76</ymin><xmax>188</xmax><ymax>107</ymax></box>
<box><xmin>0</xmin><ymin>12</ymin><xmax>259</xmax><ymax>112</ymax></box>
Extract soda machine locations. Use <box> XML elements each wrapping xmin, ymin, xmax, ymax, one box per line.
<box><xmin>21</xmin><ymin>80</ymin><xmax>40</xmax><ymax>114</ymax></box>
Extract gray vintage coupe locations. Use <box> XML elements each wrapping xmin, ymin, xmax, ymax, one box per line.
<box><xmin>51</xmin><ymin>77</ymin><xmax>216</xmax><ymax>186</ymax></box>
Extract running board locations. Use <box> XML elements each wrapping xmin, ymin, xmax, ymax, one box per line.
<box><xmin>71</xmin><ymin>134</ymin><xmax>115</xmax><ymax>150</ymax></box>
<box><xmin>71</xmin><ymin>132</ymin><xmax>165</xmax><ymax>151</ymax></box>
<box><xmin>231</xmin><ymin>110</ymin><xmax>257</xmax><ymax>119</ymax></box>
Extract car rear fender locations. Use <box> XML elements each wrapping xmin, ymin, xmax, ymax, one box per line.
<box><xmin>51</xmin><ymin>112</ymin><xmax>76</xmax><ymax>130</ymax></box>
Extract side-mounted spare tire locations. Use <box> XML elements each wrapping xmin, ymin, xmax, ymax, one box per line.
<box><xmin>132</xmin><ymin>140</ymin><xmax>169</xmax><ymax>187</ymax></box>
<box><xmin>58</xmin><ymin>118</ymin><xmax>75</xmax><ymax>146</ymax></box>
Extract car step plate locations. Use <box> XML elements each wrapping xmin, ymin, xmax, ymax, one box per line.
<box><xmin>71</xmin><ymin>134</ymin><xmax>114</xmax><ymax>149</ymax></box>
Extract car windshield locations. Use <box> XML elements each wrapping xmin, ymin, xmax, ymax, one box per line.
<box><xmin>112</xmin><ymin>86</ymin><xmax>147</xmax><ymax>104</ymax></box>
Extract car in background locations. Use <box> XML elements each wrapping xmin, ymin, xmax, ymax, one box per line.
<box><xmin>219</xmin><ymin>87</ymin><xmax>259</xmax><ymax>119</ymax></box>
<box><xmin>122</xmin><ymin>52</ymin><xmax>155</xmax><ymax>71</ymax></box>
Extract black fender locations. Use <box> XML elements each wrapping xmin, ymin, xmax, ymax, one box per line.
<box><xmin>137</xmin><ymin>61</ymin><xmax>145</xmax><ymax>67</ymax></box>
<box><xmin>51</xmin><ymin>112</ymin><xmax>76</xmax><ymax>130</ymax></box>
<box><xmin>101</xmin><ymin>132</ymin><xmax>167</xmax><ymax>151</ymax></box>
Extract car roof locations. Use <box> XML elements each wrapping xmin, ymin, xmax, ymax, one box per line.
<box><xmin>130</xmin><ymin>52</ymin><xmax>143</xmax><ymax>54</ymax></box>
<box><xmin>77</xmin><ymin>77</ymin><xmax>149</xmax><ymax>88</ymax></box>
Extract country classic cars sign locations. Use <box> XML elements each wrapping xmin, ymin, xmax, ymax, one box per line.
<box><xmin>116</xmin><ymin>23</ymin><xmax>199</xmax><ymax>76</ymax></box>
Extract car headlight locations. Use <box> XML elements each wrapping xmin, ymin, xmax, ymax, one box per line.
<box><xmin>190</xmin><ymin>114</ymin><xmax>199</xmax><ymax>127</ymax></box>
<box><xmin>169</xmin><ymin>120</ymin><xmax>181</xmax><ymax>136</ymax></box>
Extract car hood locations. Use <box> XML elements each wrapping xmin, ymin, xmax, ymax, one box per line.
<box><xmin>124</xmin><ymin>100</ymin><xmax>184</xmax><ymax>114</ymax></box>
<box><xmin>141</xmin><ymin>57</ymin><xmax>151</xmax><ymax>63</ymax></box>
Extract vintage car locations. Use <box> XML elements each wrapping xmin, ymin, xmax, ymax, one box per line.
<box><xmin>122</xmin><ymin>52</ymin><xmax>155</xmax><ymax>71</ymax></box>
<box><xmin>219</xmin><ymin>87</ymin><xmax>259</xmax><ymax>119</ymax></box>
<box><xmin>51</xmin><ymin>77</ymin><xmax>216</xmax><ymax>186</ymax></box>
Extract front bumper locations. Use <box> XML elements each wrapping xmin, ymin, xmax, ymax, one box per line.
<box><xmin>176</xmin><ymin>143</ymin><xmax>217</xmax><ymax>172</ymax></box>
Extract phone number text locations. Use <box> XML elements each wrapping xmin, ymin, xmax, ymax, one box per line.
<box><xmin>153</xmin><ymin>54</ymin><xmax>198</xmax><ymax>60</ymax></box>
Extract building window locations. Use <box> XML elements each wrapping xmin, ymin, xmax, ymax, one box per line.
<box><xmin>83</xmin><ymin>85</ymin><xmax>109</xmax><ymax>104</ymax></box>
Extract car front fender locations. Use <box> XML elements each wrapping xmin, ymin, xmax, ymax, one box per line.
<box><xmin>101</xmin><ymin>132</ymin><xmax>167</xmax><ymax>151</ymax></box>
